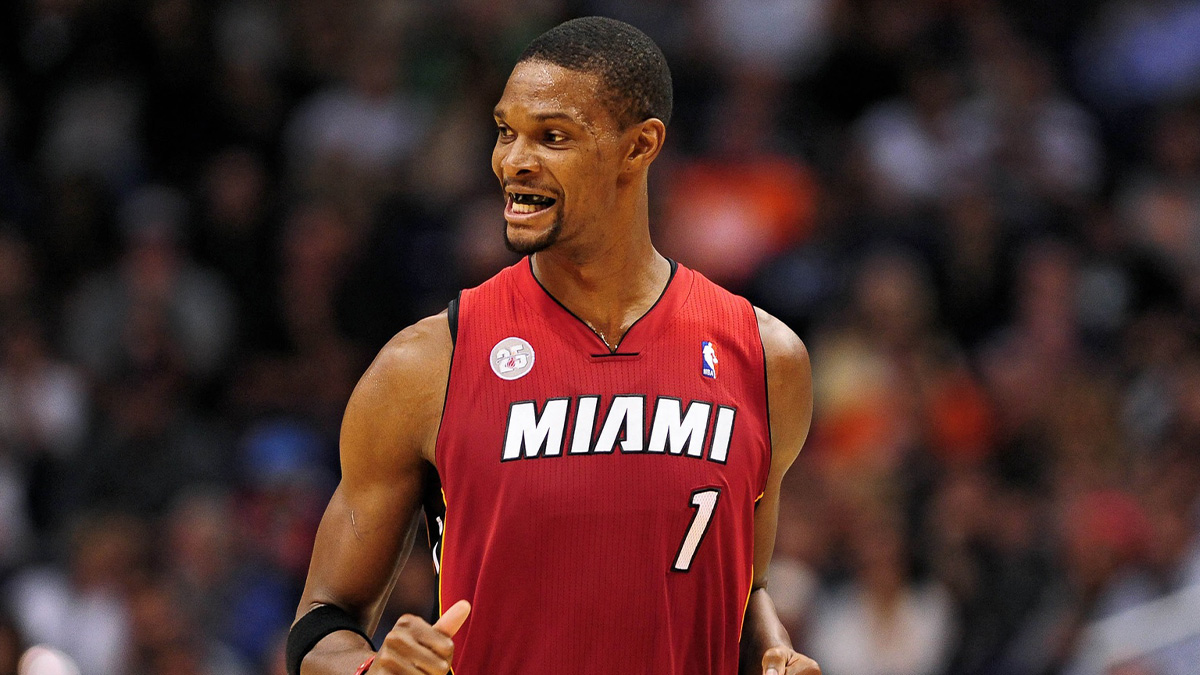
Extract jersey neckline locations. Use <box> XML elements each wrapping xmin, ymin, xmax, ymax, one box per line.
<box><xmin>514</xmin><ymin>256</ymin><xmax>693</xmax><ymax>356</ymax></box>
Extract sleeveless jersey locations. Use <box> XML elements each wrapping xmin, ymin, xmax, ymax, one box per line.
<box><xmin>430</xmin><ymin>258</ymin><xmax>771</xmax><ymax>675</ymax></box>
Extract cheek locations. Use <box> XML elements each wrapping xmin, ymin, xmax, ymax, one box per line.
<box><xmin>491</xmin><ymin>146</ymin><xmax>504</xmax><ymax>178</ymax></box>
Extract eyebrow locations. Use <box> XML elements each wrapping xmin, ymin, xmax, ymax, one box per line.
<box><xmin>493</xmin><ymin>108</ymin><xmax>579</xmax><ymax>124</ymax></box>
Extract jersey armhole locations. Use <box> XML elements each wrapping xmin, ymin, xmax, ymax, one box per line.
<box><xmin>447</xmin><ymin>292</ymin><xmax>460</xmax><ymax>346</ymax></box>
<box><xmin>752</xmin><ymin>307</ymin><xmax>774</xmax><ymax>496</ymax></box>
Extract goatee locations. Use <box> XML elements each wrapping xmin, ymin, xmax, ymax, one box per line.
<box><xmin>504</xmin><ymin>220</ymin><xmax>562</xmax><ymax>254</ymax></box>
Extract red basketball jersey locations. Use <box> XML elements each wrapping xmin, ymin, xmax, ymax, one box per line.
<box><xmin>431</xmin><ymin>258</ymin><xmax>771</xmax><ymax>675</ymax></box>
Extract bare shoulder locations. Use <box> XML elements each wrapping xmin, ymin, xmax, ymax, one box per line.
<box><xmin>754</xmin><ymin>307</ymin><xmax>813</xmax><ymax>468</ymax></box>
<box><xmin>754</xmin><ymin>307</ymin><xmax>810</xmax><ymax>376</ymax></box>
<box><xmin>366</xmin><ymin>311</ymin><xmax>454</xmax><ymax>389</ymax></box>
<box><xmin>340</xmin><ymin>311</ymin><xmax>454</xmax><ymax>476</ymax></box>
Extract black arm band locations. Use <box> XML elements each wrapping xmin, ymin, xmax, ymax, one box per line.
<box><xmin>286</xmin><ymin>604</ymin><xmax>374</xmax><ymax>675</ymax></box>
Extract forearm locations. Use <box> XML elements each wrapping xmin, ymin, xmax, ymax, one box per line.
<box><xmin>300</xmin><ymin>631</ymin><xmax>375</xmax><ymax>675</ymax></box>
<box><xmin>739</xmin><ymin>587</ymin><xmax>792</xmax><ymax>675</ymax></box>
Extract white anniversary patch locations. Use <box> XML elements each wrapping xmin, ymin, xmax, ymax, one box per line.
<box><xmin>490</xmin><ymin>336</ymin><xmax>535</xmax><ymax>380</ymax></box>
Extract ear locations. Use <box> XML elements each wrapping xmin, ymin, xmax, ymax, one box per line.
<box><xmin>624</xmin><ymin>118</ymin><xmax>667</xmax><ymax>172</ymax></box>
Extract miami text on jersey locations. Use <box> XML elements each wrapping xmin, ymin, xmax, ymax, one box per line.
<box><xmin>502</xmin><ymin>395</ymin><xmax>736</xmax><ymax>464</ymax></box>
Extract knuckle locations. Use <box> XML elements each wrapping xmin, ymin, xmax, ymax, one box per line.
<box><xmin>375</xmin><ymin>652</ymin><xmax>401</xmax><ymax>670</ymax></box>
<box><xmin>382</xmin><ymin>630</ymin><xmax>404</xmax><ymax>647</ymax></box>
<box><xmin>382</xmin><ymin>631</ymin><xmax>415</xmax><ymax>652</ymax></box>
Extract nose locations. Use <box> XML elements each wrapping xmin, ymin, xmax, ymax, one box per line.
<box><xmin>498</xmin><ymin>136</ymin><xmax>538</xmax><ymax>178</ymax></box>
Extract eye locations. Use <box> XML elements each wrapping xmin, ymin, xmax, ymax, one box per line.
<box><xmin>496</xmin><ymin>125</ymin><xmax>514</xmax><ymax>141</ymax></box>
<box><xmin>545</xmin><ymin>130</ymin><xmax>568</xmax><ymax>144</ymax></box>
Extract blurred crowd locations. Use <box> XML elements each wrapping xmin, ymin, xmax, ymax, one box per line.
<box><xmin>0</xmin><ymin>0</ymin><xmax>1199</xmax><ymax>674</ymax></box>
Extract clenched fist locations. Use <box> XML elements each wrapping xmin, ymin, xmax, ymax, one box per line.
<box><xmin>368</xmin><ymin>600</ymin><xmax>471</xmax><ymax>674</ymax></box>
<box><xmin>762</xmin><ymin>646</ymin><xmax>820</xmax><ymax>675</ymax></box>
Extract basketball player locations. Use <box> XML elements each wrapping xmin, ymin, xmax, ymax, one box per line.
<box><xmin>287</xmin><ymin>17</ymin><xmax>819</xmax><ymax>675</ymax></box>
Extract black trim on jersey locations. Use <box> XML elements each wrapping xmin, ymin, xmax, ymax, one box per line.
<box><xmin>431</xmin><ymin>297</ymin><xmax>459</xmax><ymax>472</ymax></box>
<box><xmin>751</xmin><ymin>308</ymin><xmax>775</xmax><ymax>476</ymax></box>
<box><xmin>447</xmin><ymin>292</ymin><xmax>460</xmax><ymax>346</ymax></box>
<box><xmin>419</xmin><ymin>462</ymin><xmax>445</xmax><ymax>605</ymax></box>
<box><xmin>670</xmin><ymin>486</ymin><xmax>723</xmax><ymax>573</ymax></box>
<box><xmin>526</xmin><ymin>257</ymin><xmax>678</xmax><ymax>354</ymax></box>
<box><xmin>420</xmin><ymin>463</ymin><xmax>444</xmax><ymax>550</ymax></box>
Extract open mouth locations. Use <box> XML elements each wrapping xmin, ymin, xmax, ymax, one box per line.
<box><xmin>508</xmin><ymin>192</ymin><xmax>557</xmax><ymax>215</ymax></box>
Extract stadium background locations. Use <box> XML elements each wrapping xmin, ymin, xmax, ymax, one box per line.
<box><xmin>1</xmin><ymin>0</ymin><xmax>1199</xmax><ymax>673</ymax></box>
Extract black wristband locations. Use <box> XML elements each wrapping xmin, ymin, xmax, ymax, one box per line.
<box><xmin>286</xmin><ymin>604</ymin><xmax>374</xmax><ymax>675</ymax></box>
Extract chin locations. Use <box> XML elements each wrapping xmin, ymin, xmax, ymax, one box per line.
<box><xmin>504</xmin><ymin>220</ymin><xmax>562</xmax><ymax>255</ymax></box>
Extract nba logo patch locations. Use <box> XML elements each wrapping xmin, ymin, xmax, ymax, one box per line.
<box><xmin>701</xmin><ymin>341</ymin><xmax>718</xmax><ymax>379</ymax></box>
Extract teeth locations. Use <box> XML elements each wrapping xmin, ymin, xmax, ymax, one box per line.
<box><xmin>509</xmin><ymin>192</ymin><xmax>553</xmax><ymax>205</ymax></box>
<box><xmin>512</xmin><ymin>202</ymin><xmax>545</xmax><ymax>214</ymax></box>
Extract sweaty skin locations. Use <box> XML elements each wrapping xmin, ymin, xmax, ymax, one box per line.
<box><xmin>293</xmin><ymin>60</ymin><xmax>820</xmax><ymax>675</ymax></box>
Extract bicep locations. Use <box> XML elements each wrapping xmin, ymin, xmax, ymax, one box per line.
<box><xmin>299</xmin><ymin>473</ymin><xmax>423</xmax><ymax>633</ymax></box>
<box><xmin>295</xmin><ymin>316</ymin><xmax>451</xmax><ymax>630</ymax></box>
<box><xmin>752</xmin><ymin>309</ymin><xmax>813</xmax><ymax>587</ymax></box>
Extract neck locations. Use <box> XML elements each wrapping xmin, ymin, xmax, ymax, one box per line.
<box><xmin>530</xmin><ymin>220</ymin><xmax>670</xmax><ymax>351</ymax></box>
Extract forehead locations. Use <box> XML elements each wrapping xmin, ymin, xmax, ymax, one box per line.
<box><xmin>495</xmin><ymin>61</ymin><xmax>614</xmax><ymax>129</ymax></box>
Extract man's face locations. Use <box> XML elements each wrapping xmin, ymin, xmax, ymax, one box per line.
<box><xmin>492</xmin><ymin>60</ymin><xmax>628</xmax><ymax>255</ymax></box>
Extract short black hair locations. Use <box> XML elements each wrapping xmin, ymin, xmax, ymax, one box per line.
<box><xmin>517</xmin><ymin>17</ymin><xmax>673</xmax><ymax>128</ymax></box>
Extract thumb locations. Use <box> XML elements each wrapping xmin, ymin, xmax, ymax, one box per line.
<box><xmin>762</xmin><ymin>646</ymin><xmax>789</xmax><ymax>675</ymax></box>
<box><xmin>432</xmin><ymin>599</ymin><xmax>471</xmax><ymax>637</ymax></box>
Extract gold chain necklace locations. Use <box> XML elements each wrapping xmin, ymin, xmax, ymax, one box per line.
<box><xmin>583</xmin><ymin>318</ymin><xmax>617</xmax><ymax>351</ymax></box>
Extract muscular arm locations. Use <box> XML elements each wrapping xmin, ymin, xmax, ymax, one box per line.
<box><xmin>294</xmin><ymin>313</ymin><xmax>453</xmax><ymax>675</ymax></box>
<box><xmin>740</xmin><ymin>308</ymin><xmax>819</xmax><ymax>675</ymax></box>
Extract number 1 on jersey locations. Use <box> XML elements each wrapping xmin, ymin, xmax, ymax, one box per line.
<box><xmin>672</xmin><ymin>488</ymin><xmax>721</xmax><ymax>572</ymax></box>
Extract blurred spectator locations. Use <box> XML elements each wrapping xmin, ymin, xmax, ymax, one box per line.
<box><xmin>75</xmin><ymin>362</ymin><xmax>230</xmax><ymax>515</ymax></box>
<box><xmin>284</xmin><ymin>16</ymin><xmax>432</xmax><ymax>196</ymax></box>
<box><xmin>0</xmin><ymin>614</ymin><xmax>22</xmax><ymax>675</ymax></box>
<box><xmin>62</xmin><ymin>184</ymin><xmax>236</xmax><ymax>383</ymax></box>
<box><xmin>0</xmin><ymin>314</ymin><xmax>89</xmax><ymax>535</ymax></box>
<box><xmin>5</xmin><ymin>512</ymin><xmax>146</xmax><ymax>675</ymax></box>
<box><xmin>195</xmin><ymin>147</ymin><xmax>279</xmax><ymax>340</ymax></box>
<box><xmin>209</xmin><ymin>1</ymin><xmax>288</xmax><ymax>149</ymax></box>
<box><xmin>699</xmin><ymin>0</ymin><xmax>835</xmax><ymax>79</ymax></box>
<box><xmin>163</xmin><ymin>491</ymin><xmax>241</xmax><ymax>650</ymax></box>
<box><xmin>0</xmin><ymin>78</ymin><xmax>32</xmax><ymax>227</ymax></box>
<box><xmin>124</xmin><ymin>575</ymin><xmax>250</xmax><ymax>675</ymax></box>
<box><xmin>0</xmin><ymin>316</ymin><xmax>89</xmax><ymax>461</ymax></box>
<box><xmin>957</xmin><ymin>40</ymin><xmax>1103</xmax><ymax>225</ymax></box>
<box><xmin>37</xmin><ymin>79</ymin><xmax>144</xmax><ymax>194</ymax></box>
<box><xmin>658</xmin><ymin>73</ymin><xmax>820</xmax><ymax>290</ymax></box>
<box><xmin>1000</xmin><ymin>490</ymin><xmax>1152</xmax><ymax>674</ymax></box>
<box><xmin>226</xmin><ymin>419</ymin><xmax>333</xmax><ymax>665</ymax></box>
<box><xmin>853</xmin><ymin>55</ymin><xmax>969</xmax><ymax>209</ymax></box>
<box><xmin>809</xmin><ymin>249</ymin><xmax>994</xmax><ymax>475</ymax></box>
<box><xmin>1076</xmin><ymin>0</ymin><xmax>1200</xmax><ymax>111</ymax></box>
<box><xmin>809</xmin><ymin>507</ymin><xmax>955</xmax><ymax>675</ymax></box>
<box><xmin>0</xmin><ymin>230</ymin><xmax>41</xmax><ymax>324</ymax></box>
<box><xmin>936</xmin><ymin>188</ymin><xmax>1017</xmax><ymax>347</ymax></box>
<box><xmin>0</xmin><ymin>451</ymin><xmax>34</xmax><ymax>572</ymax></box>
<box><xmin>1116</xmin><ymin>105</ymin><xmax>1200</xmax><ymax>286</ymax></box>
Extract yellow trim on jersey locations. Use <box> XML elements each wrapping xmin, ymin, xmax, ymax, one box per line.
<box><xmin>754</xmin><ymin>491</ymin><xmax>765</xmax><ymax>503</ymax></box>
<box><xmin>437</xmin><ymin>488</ymin><xmax>448</xmax><ymax>615</ymax></box>
<box><xmin>437</xmin><ymin>487</ymin><xmax>455</xmax><ymax>675</ymax></box>
<box><xmin>738</xmin><ymin>566</ymin><xmax>756</xmax><ymax>637</ymax></box>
